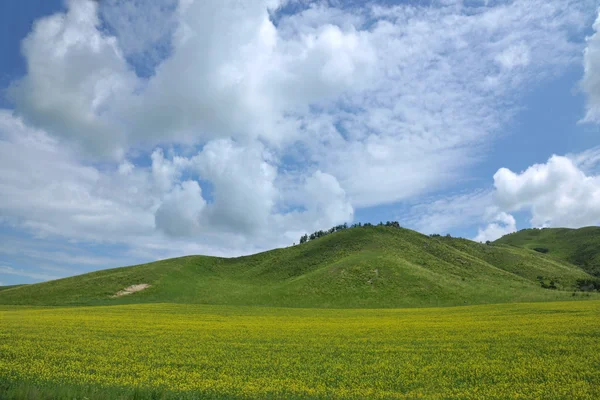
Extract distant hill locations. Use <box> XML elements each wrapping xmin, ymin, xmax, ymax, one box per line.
<box><xmin>494</xmin><ymin>227</ymin><xmax>600</xmax><ymax>277</ymax></box>
<box><xmin>0</xmin><ymin>226</ymin><xmax>597</xmax><ymax>308</ymax></box>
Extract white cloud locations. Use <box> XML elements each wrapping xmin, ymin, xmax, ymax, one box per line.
<box><xmin>403</xmin><ymin>190</ymin><xmax>494</xmax><ymax>235</ymax></box>
<box><xmin>493</xmin><ymin>154</ymin><xmax>600</xmax><ymax>228</ymax></box>
<box><xmin>582</xmin><ymin>10</ymin><xmax>600</xmax><ymax>123</ymax></box>
<box><xmin>569</xmin><ymin>146</ymin><xmax>600</xmax><ymax>174</ymax></box>
<box><xmin>8</xmin><ymin>0</ymin><xmax>137</xmax><ymax>158</ymax></box>
<box><xmin>411</xmin><ymin>149</ymin><xmax>600</xmax><ymax>241</ymax></box>
<box><xmin>155</xmin><ymin>180</ymin><xmax>206</xmax><ymax>237</ymax></box>
<box><xmin>127</xmin><ymin>0</ymin><xmax>377</xmax><ymax>151</ymax></box>
<box><xmin>0</xmin><ymin>111</ymin><xmax>352</xmax><ymax>259</ymax></box>
<box><xmin>473</xmin><ymin>212</ymin><xmax>517</xmax><ymax>243</ymax></box>
<box><xmin>0</xmin><ymin>111</ymin><xmax>156</xmax><ymax>240</ymax></box>
<box><xmin>286</xmin><ymin>170</ymin><xmax>354</xmax><ymax>232</ymax></box>
<box><xmin>191</xmin><ymin>140</ymin><xmax>279</xmax><ymax>234</ymax></box>
<box><xmin>495</xmin><ymin>43</ymin><xmax>530</xmax><ymax>70</ymax></box>
<box><xmin>293</xmin><ymin>0</ymin><xmax>592</xmax><ymax>207</ymax></box>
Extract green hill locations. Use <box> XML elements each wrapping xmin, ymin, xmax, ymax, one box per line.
<box><xmin>0</xmin><ymin>226</ymin><xmax>597</xmax><ymax>308</ymax></box>
<box><xmin>0</xmin><ymin>285</ymin><xmax>23</xmax><ymax>292</ymax></box>
<box><xmin>494</xmin><ymin>227</ymin><xmax>600</xmax><ymax>277</ymax></box>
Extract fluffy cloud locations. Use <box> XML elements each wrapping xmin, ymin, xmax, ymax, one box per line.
<box><xmin>294</xmin><ymin>0</ymin><xmax>592</xmax><ymax>207</ymax></box>
<box><xmin>411</xmin><ymin>150</ymin><xmax>600</xmax><ymax>241</ymax></box>
<box><xmin>473</xmin><ymin>212</ymin><xmax>517</xmax><ymax>243</ymax></box>
<box><xmin>279</xmin><ymin>170</ymin><xmax>354</xmax><ymax>233</ymax></box>
<box><xmin>8</xmin><ymin>0</ymin><xmax>137</xmax><ymax>158</ymax></box>
<box><xmin>0</xmin><ymin>111</ymin><xmax>156</xmax><ymax>240</ymax></box>
<box><xmin>494</xmin><ymin>155</ymin><xmax>600</xmax><ymax>228</ymax></box>
<box><xmin>192</xmin><ymin>140</ymin><xmax>279</xmax><ymax>234</ymax></box>
<box><xmin>582</xmin><ymin>10</ymin><xmax>600</xmax><ymax>123</ymax></box>
<box><xmin>155</xmin><ymin>180</ymin><xmax>206</xmax><ymax>237</ymax></box>
<box><xmin>0</xmin><ymin>111</ymin><xmax>352</xmax><ymax>257</ymax></box>
<box><xmin>10</xmin><ymin>0</ymin><xmax>592</xmax><ymax>163</ymax></box>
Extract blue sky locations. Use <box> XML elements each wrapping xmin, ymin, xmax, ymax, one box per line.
<box><xmin>1</xmin><ymin>0</ymin><xmax>600</xmax><ymax>285</ymax></box>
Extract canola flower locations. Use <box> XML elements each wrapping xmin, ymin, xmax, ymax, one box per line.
<box><xmin>0</xmin><ymin>301</ymin><xmax>599</xmax><ymax>399</ymax></box>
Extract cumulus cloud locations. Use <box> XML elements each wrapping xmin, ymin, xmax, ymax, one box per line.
<box><xmin>0</xmin><ymin>111</ymin><xmax>352</xmax><ymax>257</ymax></box>
<box><xmin>473</xmin><ymin>212</ymin><xmax>517</xmax><ymax>243</ymax></box>
<box><xmin>0</xmin><ymin>111</ymin><xmax>156</xmax><ymax>240</ymax></box>
<box><xmin>294</xmin><ymin>170</ymin><xmax>354</xmax><ymax>231</ymax></box>
<box><xmin>8</xmin><ymin>0</ymin><xmax>137</xmax><ymax>157</ymax></box>
<box><xmin>191</xmin><ymin>140</ymin><xmax>279</xmax><ymax>234</ymax></box>
<box><xmin>410</xmin><ymin>149</ymin><xmax>600</xmax><ymax>242</ymax></box>
<box><xmin>155</xmin><ymin>180</ymin><xmax>206</xmax><ymax>237</ymax></box>
<box><xmin>582</xmin><ymin>10</ymin><xmax>600</xmax><ymax>123</ymax></box>
<box><xmin>127</xmin><ymin>0</ymin><xmax>377</xmax><ymax>150</ymax></box>
<box><xmin>493</xmin><ymin>154</ymin><xmax>600</xmax><ymax>228</ymax></box>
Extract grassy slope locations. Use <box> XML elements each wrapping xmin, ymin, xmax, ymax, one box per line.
<box><xmin>494</xmin><ymin>226</ymin><xmax>600</xmax><ymax>277</ymax></box>
<box><xmin>0</xmin><ymin>285</ymin><xmax>24</xmax><ymax>292</ymax></box>
<box><xmin>0</xmin><ymin>226</ymin><xmax>596</xmax><ymax>307</ymax></box>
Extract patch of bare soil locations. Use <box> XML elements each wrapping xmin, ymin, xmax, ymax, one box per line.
<box><xmin>111</xmin><ymin>284</ymin><xmax>151</xmax><ymax>298</ymax></box>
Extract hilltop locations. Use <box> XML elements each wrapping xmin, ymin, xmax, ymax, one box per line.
<box><xmin>0</xmin><ymin>226</ymin><xmax>597</xmax><ymax>308</ymax></box>
<box><xmin>494</xmin><ymin>226</ymin><xmax>600</xmax><ymax>277</ymax></box>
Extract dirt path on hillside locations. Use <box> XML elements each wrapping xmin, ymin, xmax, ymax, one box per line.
<box><xmin>111</xmin><ymin>284</ymin><xmax>151</xmax><ymax>298</ymax></box>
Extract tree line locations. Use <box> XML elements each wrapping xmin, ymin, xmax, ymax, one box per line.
<box><xmin>298</xmin><ymin>221</ymin><xmax>402</xmax><ymax>244</ymax></box>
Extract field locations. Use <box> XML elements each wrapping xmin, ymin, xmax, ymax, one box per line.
<box><xmin>1</xmin><ymin>300</ymin><xmax>599</xmax><ymax>399</ymax></box>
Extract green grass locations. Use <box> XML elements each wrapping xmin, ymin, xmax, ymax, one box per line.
<box><xmin>1</xmin><ymin>301</ymin><xmax>599</xmax><ymax>399</ymax></box>
<box><xmin>1</xmin><ymin>226</ymin><xmax>597</xmax><ymax>308</ymax></box>
<box><xmin>0</xmin><ymin>285</ymin><xmax>24</xmax><ymax>292</ymax></box>
<box><xmin>495</xmin><ymin>226</ymin><xmax>600</xmax><ymax>277</ymax></box>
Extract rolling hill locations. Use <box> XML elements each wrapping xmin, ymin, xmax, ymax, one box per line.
<box><xmin>494</xmin><ymin>226</ymin><xmax>600</xmax><ymax>277</ymax></box>
<box><xmin>0</xmin><ymin>226</ymin><xmax>597</xmax><ymax>308</ymax></box>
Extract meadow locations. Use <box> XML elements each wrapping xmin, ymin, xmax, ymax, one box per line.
<box><xmin>1</xmin><ymin>300</ymin><xmax>599</xmax><ymax>399</ymax></box>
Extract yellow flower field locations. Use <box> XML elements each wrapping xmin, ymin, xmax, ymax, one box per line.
<box><xmin>1</xmin><ymin>301</ymin><xmax>599</xmax><ymax>399</ymax></box>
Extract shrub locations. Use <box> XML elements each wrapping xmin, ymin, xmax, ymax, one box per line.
<box><xmin>576</xmin><ymin>279</ymin><xmax>600</xmax><ymax>292</ymax></box>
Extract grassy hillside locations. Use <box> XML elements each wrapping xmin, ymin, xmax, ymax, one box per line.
<box><xmin>0</xmin><ymin>226</ymin><xmax>597</xmax><ymax>308</ymax></box>
<box><xmin>495</xmin><ymin>227</ymin><xmax>600</xmax><ymax>277</ymax></box>
<box><xmin>0</xmin><ymin>285</ymin><xmax>24</xmax><ymax>292</ymax></box>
